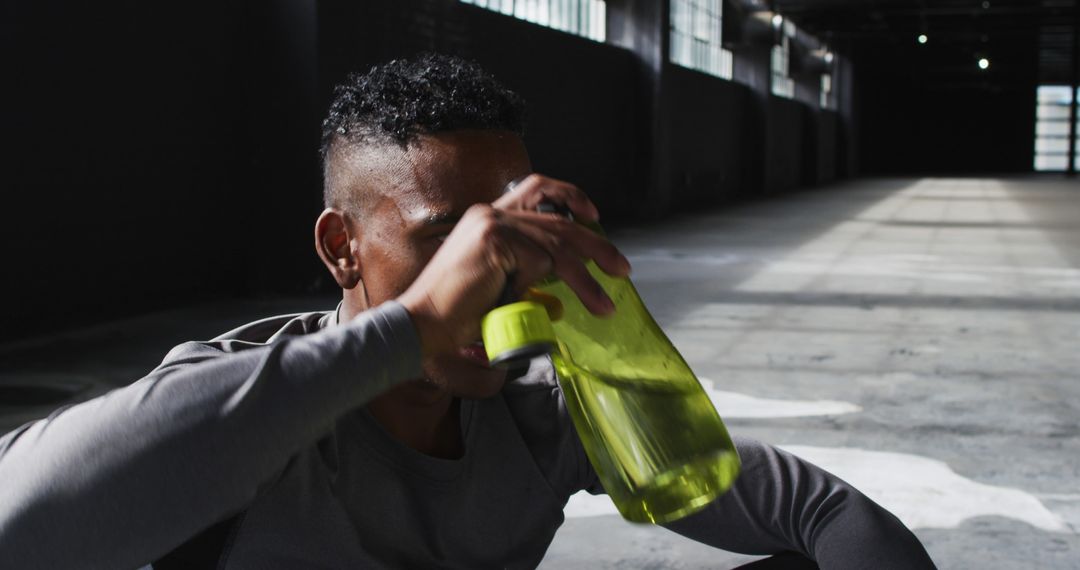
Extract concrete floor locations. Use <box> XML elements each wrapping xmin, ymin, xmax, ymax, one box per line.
<box><xmin>545</xmin><ymin>176</ymin><xmax>1080</xmax><ymax>569</ymax></box>
<box><xmin>1</xmin><ymin>177</ymin><xmax>1078</xmax><ymax>568</ymax></box>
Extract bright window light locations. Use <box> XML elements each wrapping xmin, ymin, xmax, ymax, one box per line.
<box><xmin>820</xmin><ymin>73</ymin><xmax>832</xmax><ymax>109</ymax></box>
<box><xmin>669</xmin><ymin>0</ymin><xmax>734</xmax><ymax>80</ymax></box>
<box><xmin>460</xmin><ymin>0</ymin><xmax>606</xmax><ymax>42</ymax></box>
<box><xmin>1033</xmin><ymin>85</ymin><xmax>1077</xmax><ymax>171</ymax></box>
<box><xmin>771</xmin><ymin>20</ymin><xmax>796</xmax><ymax>98</ymax></box>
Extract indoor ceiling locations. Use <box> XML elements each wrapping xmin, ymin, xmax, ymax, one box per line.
<box><xmin>772</xmin><ymin>0</ymin><xmax>1078</xmax><ymax>83</ymax></box>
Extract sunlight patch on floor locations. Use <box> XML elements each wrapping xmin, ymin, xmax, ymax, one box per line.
<box><xmin>778</xmin><ymin>445</ymin><xmax>1070</xmax><ymax>533</ymax></box>
<box><xmin>700</xmin><ymin>378</ymin><xmax>862</xmax><ymax>418</ymax></box>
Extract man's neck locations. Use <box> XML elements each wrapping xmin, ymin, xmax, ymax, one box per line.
<box><xmin>339</xmin><ymin>294</ymin><xmax>366</xmax><ymax>324</ymax></box>
<box><xmin>366</xmin><ymin>383</ymin><xmax>464</xmax><ymax>460</ymax></box>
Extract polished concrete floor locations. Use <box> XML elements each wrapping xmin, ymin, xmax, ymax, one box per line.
<box><xmin>545</xmin><ymin>176</ymin><xmax>1080</xmax><ymax>569</ymax></box>
<box><xmin>1</xmin><ymin>177</ymin><xmax>1077</xmax><ymax>568</ymax></box>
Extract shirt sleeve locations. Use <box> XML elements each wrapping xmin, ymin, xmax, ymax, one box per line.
<box><xmin>0</xmin><ymin>301</ymin><xmax>421</xmax><ymax>570</ymax></box>
<box><xmin>662</xmin><ymin>436</ymin><xmax>937</xmax><ymax>569</ymax></box>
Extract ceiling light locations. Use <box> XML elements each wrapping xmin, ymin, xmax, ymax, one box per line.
<box><xmin>978</xmin><ymin>58</ymin><xmax>990</xmax><ymax>70</ymax></box>
<box><xmin>917</xmin><ymin>34</ymin><xmax>928</xmax><ymax>44</ymax></box>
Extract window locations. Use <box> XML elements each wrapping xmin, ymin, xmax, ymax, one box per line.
<box><xmin>771</xmin><ymin>19</ymin><xmax>795</xmax><ymax>98</ymax></box>
<box><xmin>460</xmin><ymin>0</ymin><xmax>606</xmax><ymax>42</ymax></box>
<box><xmin>669</xmin><ymin>0</ymin><xmax>734</xmax><ymax>80</ymax></box>
<box><xmin>820</xmin><ymin>73</ymin><xmax>832</xmax><ymax>109</ymax></box>
<box><xmin>1033</xmin><ymin>85</ymin><xmax>1078</xmax><ymax>171</ymax></box>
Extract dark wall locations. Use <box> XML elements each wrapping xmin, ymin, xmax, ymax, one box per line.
<box><xmin>854</xmin><ymin>35</ymin><xmax>1039</xmax><ymax>174</ymax></box>
<box><xmin>319</xmin><ymin>0</ymin><xmax>848</xmax><ymax>217</ymax></box>
<box><xmin>661</xmin><ymin>65</ymin><xmax>756</xmax><ymax>209</ymax></box>
<box><xmin>817</xmin><ymin>111</ymin><xmax>840</xmax><ymax>184</ymax></box>
<box><xmin>858</xmin><ymin>82</ymin><xmax>1037</xmax><ymax>173</ymax></box>
<box><xmin>1</xmin><ymin>0</ymin><xmax>321</xmax><ymax>341</ymax></box>
<box><xmin>764</xmin><ymin>95</ymin><xmax>806</xmax><ymax>194</ymax></box>
<box><xmin>801</xmin><ymin>109</ymin><xmax>839</xmax><ymax>186</ymax></box>
<box><xmin>658</xmin><ymin>53</ymin><xmax>842</xmax><ymax>210</ymax></box>
<box><xmin>242</xmin><ymin>0</ymin><xmax>323</xmax><ymax>295</ymax></box>
<box><xmin>2</xmin><ymin>0</ymin><xmax>849</xmax><ymax>339</ymax></box>
<box><xmin>3</xmin><ymin>1</ymin><xmax>242</xmax><ymax>339</ymax></box>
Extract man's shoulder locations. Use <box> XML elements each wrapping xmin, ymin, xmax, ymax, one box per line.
<box><xmin>210</xmin><ymin>310</ymin><xmax>334</xmax><ymax>344</ymax></box>
<box><xmin>158</xmin><ymin>309</ymin><xmax>335</xmax><ymax>369</ymax></box>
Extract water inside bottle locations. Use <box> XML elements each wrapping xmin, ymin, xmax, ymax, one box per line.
<box><xmin>554</xmin><ymin>354</ymin><xmax>741</xmax><ymax>524</ymax></box>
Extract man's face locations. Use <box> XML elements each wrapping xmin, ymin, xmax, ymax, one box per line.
<box><xmin>336</xmin><ymin>129</ymin><xmax>532</xmax><ymax>397</ymax></box>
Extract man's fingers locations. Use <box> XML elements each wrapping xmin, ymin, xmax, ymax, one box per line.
<box><xmin>551</xmin><ymin>255</ymin><xmax>615</xmax><ymax>316</ymax></box>
<box><xmin>523</xmin><ymin>289</ymin><xmax>564</xmax><ymax>321</ymax></box>
<box><xmin>571</xmin><ymin>225</ymin><xmax>631</xmax><ymax>279</ymax></box>
<box><xmin>511</xmin><ymin>211</ymin><xmax>631</xmax><ymax>278</ymax></box>
<box><xmin>513</xmin><ymin>227</ymin><xmax>613</xmax><ymax>315</ymax></box>
<box><xmin>495</xmin><ymin>175</ymin><xmax>627</xmax><ymax>279</ymax></box>
<box><xmin>494</xmin><ymin>174</ymin><xmax>600</xmax><ymax>222</ymax></box>
<box><xmin>495</xmin><ymin>223</ymin><xmax>556</xmax><ymax>291</ymax></box>
<box><xmin>506</xmin><ymin>216</ymin><xmax>621</xmax><ymax>316</ymax></box>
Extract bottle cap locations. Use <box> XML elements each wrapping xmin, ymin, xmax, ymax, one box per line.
<box><xmin>481</xmin><ymin>301</ymin><xmax>556</xmax><ymax>367</ymax></box>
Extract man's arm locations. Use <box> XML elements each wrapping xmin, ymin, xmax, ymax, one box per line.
<box><xmin>0</xmin><ymin>175</ymin><xmax>626</xmax><ymax>570</ymax></box>
<box><xmin>0</xmin><ymin>302</ymin><xmax>419</xmax><ymax>570</ymax></box>
<box><xmin>662</xmin><ymin>437</ymin><xmax>938</xmax><ymax>569</ymax></box>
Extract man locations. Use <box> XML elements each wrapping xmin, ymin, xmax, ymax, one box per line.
<box><xmin>0</xmin><ymin>54</ymin><xmax>936</xmax><ymax>569</ymax></box>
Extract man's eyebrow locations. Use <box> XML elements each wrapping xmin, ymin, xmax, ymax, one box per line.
<box><xmin>423</xmin><ymin>213</ymin><xmax>462</xmax><ymax>226</ymax></box>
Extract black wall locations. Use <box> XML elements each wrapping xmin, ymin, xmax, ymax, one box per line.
<box><xmin>3</xmin><ymin>1</ymin><xmax>246</xmax><ymax>338</ymax></box>
<box><xmin>1</xmin><ymin>0</ymin><xmax>850</xmax><ymax>340</ymax></box>
<box><xmin>853</xmin><ymin>33</ymin><xmax>1039</xmax><ymax>174</ymax></box>
<box><xmin>660</xmin><ymin>65</ymin><xmax>755</xmax><ymax>209</ymax></box>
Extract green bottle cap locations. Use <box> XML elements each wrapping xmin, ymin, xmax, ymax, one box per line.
<box><xmin>481</xmin><ymin>301</ymin><xmax>556</xmax><ymax>367</ymax></box>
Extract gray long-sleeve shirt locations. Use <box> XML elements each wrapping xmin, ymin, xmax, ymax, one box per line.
<box><xmin>0</xmin><ymin>302</ymin><xmax>937</xmax><ymax>569</ymax></box>
<box><xmin>0</xmin><ymin>302</ymin><xmax>597</xmax><ymax>569</ymax></box>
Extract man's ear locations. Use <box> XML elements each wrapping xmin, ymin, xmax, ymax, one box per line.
<box><xmin>315</xmin><ymin>208</ymin><xmax>362</xmax><ymax>289</ymax></box>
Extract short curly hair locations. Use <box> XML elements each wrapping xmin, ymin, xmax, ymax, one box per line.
<box><xmin>320</xmin><ymin>54</ymin><xmax>526</xmax><ymax>211</ymax></box>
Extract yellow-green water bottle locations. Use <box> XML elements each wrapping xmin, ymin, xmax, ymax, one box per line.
<box><xmin>481</xmin><ymin>260</ymin><xmax>741</xmax><ymax>524</ymax></box>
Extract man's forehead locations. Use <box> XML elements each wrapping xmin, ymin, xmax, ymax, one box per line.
<box><xmin>341</xmin><ymin>130</ymin><xmax>530</xmax><ymax>223</ymax></box>
<box><xmin>405</xmin><ymin>130</ymin><xmax>529</xmax><ymax>190</ymax></box>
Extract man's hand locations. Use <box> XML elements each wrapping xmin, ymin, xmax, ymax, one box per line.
<box><xmin>397</xmin><ymin>175</ymin><xmax>630</xmax><ymax>357</ymax></box>
<box><xmin>492</xmin><ymin>173</ymin><xmax>602</xmax><ymax>222</ymax></box>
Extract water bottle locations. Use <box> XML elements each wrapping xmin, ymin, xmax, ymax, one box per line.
<box><xmin>481</xmin><ymin>248</ymin><xmax>740</xmax><ymax>524</ymax></box>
